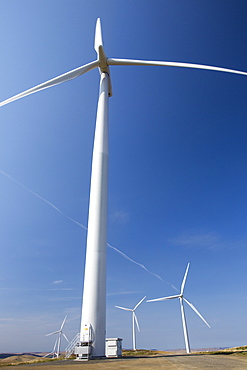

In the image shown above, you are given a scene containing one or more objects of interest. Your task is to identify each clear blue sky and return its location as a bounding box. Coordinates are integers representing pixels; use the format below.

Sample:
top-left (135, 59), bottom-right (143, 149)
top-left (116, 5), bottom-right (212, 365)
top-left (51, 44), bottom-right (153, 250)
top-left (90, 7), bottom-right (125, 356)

top-left (1, 0), bottom-right (247, 353)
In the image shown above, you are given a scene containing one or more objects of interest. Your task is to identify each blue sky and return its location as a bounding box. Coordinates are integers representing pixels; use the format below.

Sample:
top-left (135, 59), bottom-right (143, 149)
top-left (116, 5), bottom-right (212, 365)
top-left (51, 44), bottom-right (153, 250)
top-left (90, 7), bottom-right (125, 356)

top-left (1, 0), bottom-right (247, 353)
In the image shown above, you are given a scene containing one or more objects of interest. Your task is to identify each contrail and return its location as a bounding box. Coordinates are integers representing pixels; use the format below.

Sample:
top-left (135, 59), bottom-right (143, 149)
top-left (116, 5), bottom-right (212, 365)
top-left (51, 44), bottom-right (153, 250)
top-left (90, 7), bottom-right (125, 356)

top-left (0, 169), bottom-right (87, 230)
top-left (108, 242), bottom-right (165, 281)
top-left (107, 242), bottom-right (178, 291)
top-left (0, 169), bottom-right (178, 290)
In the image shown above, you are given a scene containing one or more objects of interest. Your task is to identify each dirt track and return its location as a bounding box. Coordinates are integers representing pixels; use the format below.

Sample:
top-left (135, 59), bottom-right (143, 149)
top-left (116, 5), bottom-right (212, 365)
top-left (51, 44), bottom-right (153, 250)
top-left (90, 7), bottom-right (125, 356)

top-left (1, 354), bottom-right (247, 369)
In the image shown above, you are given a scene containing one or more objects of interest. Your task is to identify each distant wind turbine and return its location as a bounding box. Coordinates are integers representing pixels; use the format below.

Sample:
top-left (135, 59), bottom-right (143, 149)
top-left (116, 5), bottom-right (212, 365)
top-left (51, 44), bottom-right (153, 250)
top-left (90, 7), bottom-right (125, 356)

top-left (1, 18), bottom-right (246, 357)
top-left (147, 263), bottom-right (210, 354)
top-left (43, 337), bottom-right (58, 359)
top-left (45, 316), bottom-right (69, 358)
top-left (115, 296), bottom-right (146, 351)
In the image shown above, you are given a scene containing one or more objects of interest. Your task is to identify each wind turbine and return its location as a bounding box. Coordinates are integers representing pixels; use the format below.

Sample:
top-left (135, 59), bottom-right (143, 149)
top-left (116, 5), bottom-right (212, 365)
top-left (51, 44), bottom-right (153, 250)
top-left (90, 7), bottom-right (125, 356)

top-left (115, 296), bottom-right (146, 351)
top-left (43, 338), bottom-right (58, 359)
top-left (45, 316), bottom-right (69, 358)
top-left (147, 263), bottom-right (210, 354)
top-left (1, 18), bottom-right (247, 357)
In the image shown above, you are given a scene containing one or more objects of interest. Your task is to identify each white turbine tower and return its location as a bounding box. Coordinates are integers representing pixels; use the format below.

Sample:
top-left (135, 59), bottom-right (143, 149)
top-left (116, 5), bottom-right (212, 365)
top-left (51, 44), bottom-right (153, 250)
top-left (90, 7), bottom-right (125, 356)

top-left (147, 263), bottom-right (210, 354)
top-left (1, 18), bottom-right (247, 357)
top-left (45, 316), bottom-right (69, 358)
top-left (115, 296), bottom-right (146, 351)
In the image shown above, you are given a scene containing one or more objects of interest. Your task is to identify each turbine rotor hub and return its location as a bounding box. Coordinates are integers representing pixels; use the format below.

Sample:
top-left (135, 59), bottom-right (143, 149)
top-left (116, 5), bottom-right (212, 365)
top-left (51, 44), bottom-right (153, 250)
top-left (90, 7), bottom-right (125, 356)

top-left (98, 45), bottom-right (110, 74)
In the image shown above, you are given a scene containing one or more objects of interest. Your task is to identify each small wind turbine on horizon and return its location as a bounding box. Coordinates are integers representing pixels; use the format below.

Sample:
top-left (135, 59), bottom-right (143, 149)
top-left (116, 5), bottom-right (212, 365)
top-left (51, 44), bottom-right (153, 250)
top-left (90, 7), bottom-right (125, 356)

top-left (115, 296), bottom-right (146, 351)
top-left (45, 316), bottom-right (69, 358)
top-left (147, 263), bottom-right (210, 354)
top-left (1, 18), bottom-right (247, 357)
top-left (43, 337), bottom-right (58, 359)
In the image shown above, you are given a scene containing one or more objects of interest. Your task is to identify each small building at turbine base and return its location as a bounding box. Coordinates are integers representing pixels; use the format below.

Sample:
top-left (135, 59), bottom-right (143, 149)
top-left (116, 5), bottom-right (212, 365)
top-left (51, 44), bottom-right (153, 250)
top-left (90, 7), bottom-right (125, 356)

top-left (105, 338), bottom-right (122, 358)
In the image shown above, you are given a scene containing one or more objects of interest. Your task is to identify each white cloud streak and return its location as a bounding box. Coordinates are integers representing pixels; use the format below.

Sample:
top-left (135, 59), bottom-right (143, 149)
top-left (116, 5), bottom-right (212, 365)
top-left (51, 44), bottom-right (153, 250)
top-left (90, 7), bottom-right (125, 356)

top-left (0, 169), bottom-right (87, 230)
top-left (107, 291), bottom-right (141, 296)
top-left (170, 231), bottom-right (222, 250)
top-left (107, 242), bottom-right (178, 291)
top-left (0, 169), bottom-right (177, 291)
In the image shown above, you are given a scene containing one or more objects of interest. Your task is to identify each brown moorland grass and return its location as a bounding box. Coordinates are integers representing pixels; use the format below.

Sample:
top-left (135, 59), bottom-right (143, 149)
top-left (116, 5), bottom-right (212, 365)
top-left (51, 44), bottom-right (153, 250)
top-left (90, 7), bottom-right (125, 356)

top-left (122, 349), bottom-right (169, 356)
top-left (0, 355), bottom-right (62, 367)
top-left (199, 345), bottom-right (247, 356)
top-left (0, 346), bottom-right (246, 367)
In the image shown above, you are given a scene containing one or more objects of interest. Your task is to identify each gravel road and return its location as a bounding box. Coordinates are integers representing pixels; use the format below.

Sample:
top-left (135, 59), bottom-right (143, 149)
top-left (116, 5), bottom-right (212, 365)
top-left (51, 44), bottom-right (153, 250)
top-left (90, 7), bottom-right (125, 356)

top-left (0, 353), bottom-right (246, 369)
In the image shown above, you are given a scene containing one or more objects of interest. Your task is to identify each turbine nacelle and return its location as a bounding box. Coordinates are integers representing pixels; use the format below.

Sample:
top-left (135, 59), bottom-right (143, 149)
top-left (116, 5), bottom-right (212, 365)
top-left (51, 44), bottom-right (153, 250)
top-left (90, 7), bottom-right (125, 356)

top-left (98, 45), bottom-right (109, 74)
top-left (94, 18), bottom-right (112, 96)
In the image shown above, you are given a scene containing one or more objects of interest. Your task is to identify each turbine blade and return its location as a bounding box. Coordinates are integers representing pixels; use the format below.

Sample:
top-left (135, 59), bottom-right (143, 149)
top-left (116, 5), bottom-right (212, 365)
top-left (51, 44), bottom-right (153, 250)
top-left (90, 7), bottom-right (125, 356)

top-left (115, 305), bottom-right (132, 311)
top-left (43, 352), bottom-right (53, 358)
top-left (147, 294), bottom-right (180, 302)
top-left (0, 60), bottom-right (99, 108)
top-left (181, 263), bottom-right (190, 295)
top-left (107, 58), bottom-right (247, 77)
top-left (134, 312), bottom-right (140, 332)
top-left (53, 338), bottom-right (58, 352)
top-left (183, 297), bottom-right (211, 328)
top-left (179, 298), bottom-right (190, 354)
top-left (45, 330), bottom-right (60, 336)
top-left (63, 333), bottom-right (69, 343)
top-left (133, 296), bottom-right (146, 311)
top-left (44, 337), bottom-right (58, 358)
top-left (60, 315), bottom-right (67, 330)
top-left (94, 18), bottom-right (103, 52)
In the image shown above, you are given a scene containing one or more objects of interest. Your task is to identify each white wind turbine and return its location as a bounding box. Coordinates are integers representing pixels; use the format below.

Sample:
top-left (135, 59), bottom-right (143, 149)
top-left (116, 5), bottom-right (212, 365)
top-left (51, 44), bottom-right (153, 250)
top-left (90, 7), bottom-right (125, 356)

top-left (45, 316), bottom-right (69, 358)
top-left (147, 263), bottom-right (210, 354)
top-left (1, 18), bottom-right (247, 357)
top-left (115, 296), bottom-right (146, 351)
top-left (43, 338), bottom-right (58, 359)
